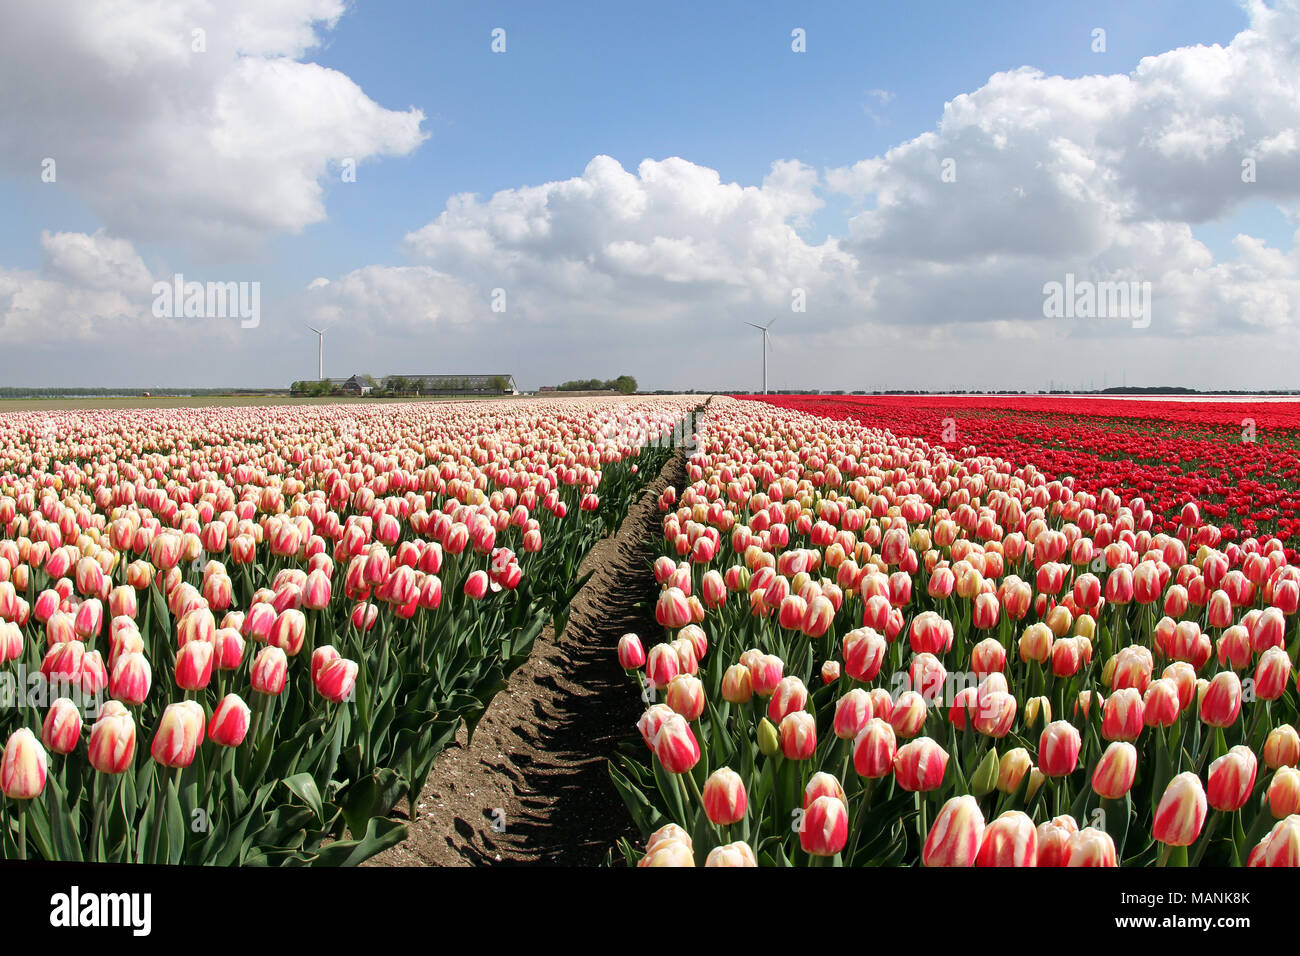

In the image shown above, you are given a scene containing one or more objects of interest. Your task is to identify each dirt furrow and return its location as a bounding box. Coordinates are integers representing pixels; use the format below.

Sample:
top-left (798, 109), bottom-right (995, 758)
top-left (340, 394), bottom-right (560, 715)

top-left (370, 450), bottom-right (684, 866)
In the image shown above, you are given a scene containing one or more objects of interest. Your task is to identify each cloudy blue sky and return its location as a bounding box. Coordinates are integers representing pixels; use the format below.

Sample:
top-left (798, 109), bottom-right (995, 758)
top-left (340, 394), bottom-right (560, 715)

top-left (1, 0), bottom-right (1297, 391)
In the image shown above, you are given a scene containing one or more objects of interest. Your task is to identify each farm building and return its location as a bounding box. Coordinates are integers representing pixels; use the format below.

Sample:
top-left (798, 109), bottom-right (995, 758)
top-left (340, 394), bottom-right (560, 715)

top-left (327, 375), bottom-right (373, 396)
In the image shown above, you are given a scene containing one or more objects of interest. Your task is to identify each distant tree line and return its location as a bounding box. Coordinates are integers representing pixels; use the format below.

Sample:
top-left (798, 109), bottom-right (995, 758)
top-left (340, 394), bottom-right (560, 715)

top-left (555, 375), bottom-right (637, 394)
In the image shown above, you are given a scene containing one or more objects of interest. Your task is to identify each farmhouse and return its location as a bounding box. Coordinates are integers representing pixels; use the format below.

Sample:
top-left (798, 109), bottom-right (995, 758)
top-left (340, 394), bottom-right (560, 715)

top-left (327, 375), bottom-right (373, 396)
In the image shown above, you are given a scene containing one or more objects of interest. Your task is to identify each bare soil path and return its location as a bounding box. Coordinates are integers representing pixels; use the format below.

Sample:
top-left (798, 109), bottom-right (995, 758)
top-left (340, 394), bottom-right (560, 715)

top-left (370, 450), bottom-right (684, 866)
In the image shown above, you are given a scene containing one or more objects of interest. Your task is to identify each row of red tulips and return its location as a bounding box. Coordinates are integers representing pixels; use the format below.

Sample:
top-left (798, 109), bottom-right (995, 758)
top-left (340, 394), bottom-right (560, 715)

top-left (758, 394), bottom-right (1300, 557)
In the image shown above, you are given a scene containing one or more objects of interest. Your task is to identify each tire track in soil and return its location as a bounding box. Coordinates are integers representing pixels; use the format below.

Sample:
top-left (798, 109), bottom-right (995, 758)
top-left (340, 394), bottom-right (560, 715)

top-left (369, 449), bottom-right (685, 866)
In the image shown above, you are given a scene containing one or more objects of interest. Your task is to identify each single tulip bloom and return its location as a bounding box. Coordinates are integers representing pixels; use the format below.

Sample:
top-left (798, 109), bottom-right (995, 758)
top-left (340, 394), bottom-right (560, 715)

top-left (976, 810), bottom-right (1037, 867)
top-left (109, 651), bottom-right (152, 706)
top-left (1199, 671), bottom-right (1242, 728)
top-left (853, 718), bottom-right (896, 778)
top-left (720, 663), bottom-right (753, 703)
top-left (151, 700), bottom-right (206, 768)
top-left (705, 842), bottom-right (757, 867)
top-left (1268, 767), bottom-right (1300, 818)
top-left (617, 633), bottom-right (645, 670)
top-left (702, 767), bottom-right (747, 826)
top-left (923, 795), bottom-right (985, 867)
top-left (1153, 772), bottom-right (1208, 846)
top-left (1091, 741), bottom-right (1137, 799)
top-left (894, 737), bottom-right (949, 792)
top-left (833, 689), bottom-right (873, 740)
top-left (250, 645), bottom-right (289, 695)
top-left (1038, 721), bottom-right (1082, 777)
top-left (800, 794), bottom-right (849, 857)
top-left (1036, 815), bottom-right (1079, 866)
top-left (1250, 816), bottom-right (1300, 867)
top-left (174, 640), bottom-right (214, 691)
top-left (315, 657), bottom-right (359, 704)
top-left (88, 706), bottom-right (136, 774)
top-left (1264, 724), bottom-right (1300, 770)
top-left (1, 728), bottom-right (48, 799)
top-left (997, 747), bottom-right (1033, 795)
top-left (208, 694), bottom-right (252, 747)
top-left (1207, 745), bottom-right (1257, 812)
top-left (1101, 688), bottom-right (1144, 743)
top-left (779, 711), bottom-right (817, 760)
top-left (655, 586), bottom-right (692, 629)
top-left (767, 675), bottom-right (808, 723)
top-left (42, 698), bottom-right (82, 755)
top-left (653, 714), bottom-right (700, 774)
top-left (1065, 827), bottom-right (1118, 867)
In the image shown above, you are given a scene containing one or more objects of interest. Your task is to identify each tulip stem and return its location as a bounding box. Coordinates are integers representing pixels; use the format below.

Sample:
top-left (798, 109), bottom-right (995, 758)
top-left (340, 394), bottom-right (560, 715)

top-left (16, 800), bottom-right (26, 861)
top-left (1190, 810), bottom-right (1221, 867)
top-left (915, 792), bottom-right (928, 854)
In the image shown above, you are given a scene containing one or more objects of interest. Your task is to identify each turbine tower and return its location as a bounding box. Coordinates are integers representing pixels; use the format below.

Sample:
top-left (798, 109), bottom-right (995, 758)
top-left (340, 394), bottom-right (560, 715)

top-left (308, 325), bottom-right (327, 380)
top-left (744, 320), bottom-right (776, 394)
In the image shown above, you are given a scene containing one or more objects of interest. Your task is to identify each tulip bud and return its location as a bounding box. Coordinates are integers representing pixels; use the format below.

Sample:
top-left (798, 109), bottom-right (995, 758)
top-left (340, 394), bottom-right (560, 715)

top-left (970, 746), bottom-right (1000, 796)
top-left (1249, 815), bottom-right (1300, 867)
top-left (889, 690), bottom-right (928, 739)
top-left (1101, 688), bottom-right (1144, 743)
top-left (757, 716), bottom-right (780, 756)
top-left (109, 651), bottom-right (151, 707)
top-left (767, 675), bottom-right (808, 724)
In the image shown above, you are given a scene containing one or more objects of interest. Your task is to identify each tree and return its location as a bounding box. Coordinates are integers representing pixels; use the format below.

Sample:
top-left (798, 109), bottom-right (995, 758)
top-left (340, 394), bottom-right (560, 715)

top-left (611, 375), bottom-right (637, 394)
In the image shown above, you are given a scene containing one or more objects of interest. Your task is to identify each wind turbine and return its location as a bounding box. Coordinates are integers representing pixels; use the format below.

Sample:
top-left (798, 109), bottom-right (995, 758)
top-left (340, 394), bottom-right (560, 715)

top-left (744, 320), bottom-right (777, 394)
top-left (307, 325), bottom-right (328, 380)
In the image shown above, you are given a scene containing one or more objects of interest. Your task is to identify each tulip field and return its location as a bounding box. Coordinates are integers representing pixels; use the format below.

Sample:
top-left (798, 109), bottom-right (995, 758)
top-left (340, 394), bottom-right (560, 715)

top-left (615, 395), bottom-right (1300, 867)
top-left (5, 391), bottom-right (1300, 870)
top-left (0, 397), bottom-right (695, 864)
